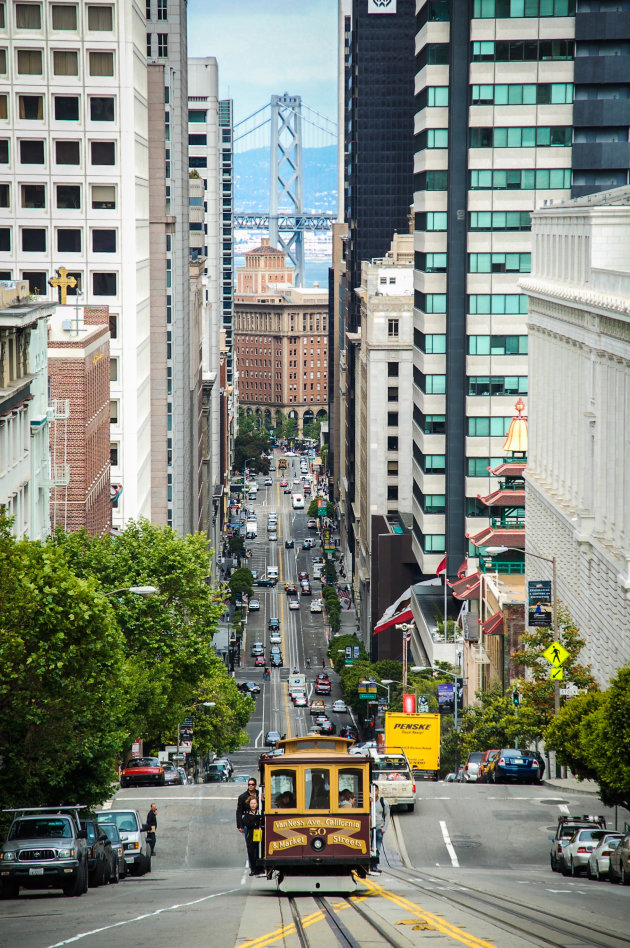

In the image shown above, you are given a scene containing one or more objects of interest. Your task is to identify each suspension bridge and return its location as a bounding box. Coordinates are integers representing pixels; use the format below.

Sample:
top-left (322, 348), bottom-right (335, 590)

top-left (233, 94), bottom-right (337, 285)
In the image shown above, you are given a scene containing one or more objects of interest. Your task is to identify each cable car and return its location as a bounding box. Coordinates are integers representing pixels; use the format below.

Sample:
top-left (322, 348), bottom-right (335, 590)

top-left (258, 735), bottom-right (372, 893)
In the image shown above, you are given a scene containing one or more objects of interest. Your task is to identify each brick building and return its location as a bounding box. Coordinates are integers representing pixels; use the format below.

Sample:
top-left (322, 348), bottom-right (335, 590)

top-left (234, 240), bottom-right (328, 433)
top-left (48, 304), bottom-right (111, 536)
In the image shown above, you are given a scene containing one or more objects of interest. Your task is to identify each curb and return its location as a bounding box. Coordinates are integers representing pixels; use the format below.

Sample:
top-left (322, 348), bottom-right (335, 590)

top-left (544, 778), bottom-right (600, 797)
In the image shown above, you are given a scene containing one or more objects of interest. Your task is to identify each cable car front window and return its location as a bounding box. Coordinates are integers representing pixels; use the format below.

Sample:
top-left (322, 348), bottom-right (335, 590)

top-left (305, 768), bottom-right (330, 809)
top-left (269, 769), bottom-right (296, 808)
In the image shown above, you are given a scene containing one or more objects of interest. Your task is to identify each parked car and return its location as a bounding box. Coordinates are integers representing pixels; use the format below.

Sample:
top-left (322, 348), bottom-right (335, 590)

top-left (609, 830), bottom-right (630, 885)
top-left (289, 598), bottom-right (299, 610)
top-left (587, 833), bottom-right (624, 880)
top-left (215, 757), bottom-right (234, 778)
top-left (549, 814), bottom-right (607, 872)
top-left (120, 756), bottom-right (165, 789)
top-left (478, 749), bottom-right (500, 783)
top-left (490, 749), bottom-right (542, 784)
top-left (561, 828), bottom-right (608, 876)
top-left (462, 751), bottom-right (483, 783)
top-left (98, 822), bottom-right (126, 881)
top-left (82, 815), bottom-right (117, 887)
top-left (161, 761), bottom-right (182, 786)
top-left (204, 764), bottom-right (229, 783)
top-left (331, 699), bottom-right (347, 713)
top-left (0, 806), bottom-right (90, 898)
top-left (177, 767), bottom-right (190, 786)
top-left (248, 598), bottom-right (261, 611)
top-left (95, 810), bottom-right (151, 877)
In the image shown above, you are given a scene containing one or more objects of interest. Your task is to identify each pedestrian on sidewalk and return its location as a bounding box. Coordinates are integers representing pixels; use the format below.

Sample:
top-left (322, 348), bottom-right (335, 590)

top-left (146, 803), bottom-right (158, 855)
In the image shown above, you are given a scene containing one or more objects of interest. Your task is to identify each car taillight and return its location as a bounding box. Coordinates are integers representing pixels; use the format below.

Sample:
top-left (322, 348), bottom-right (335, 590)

top-left (577, 846), bottom-right (589, 853)
top-left (603, 850), bottom-right (614, 856)
top-left (412, 784), bottom-right (416, 793)
top-left (531, 760), bottom-right (538, 767)
top-left (557, 844), bottom-right (563, 853)
top-left (464, 764), bottom-right (469, 771)
top-left (499, 757), bottom-right (506, 765)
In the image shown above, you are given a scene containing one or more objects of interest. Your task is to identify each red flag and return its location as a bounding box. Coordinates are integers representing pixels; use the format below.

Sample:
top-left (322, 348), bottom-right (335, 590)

top-left (436, 556), bottom-right (447, 576)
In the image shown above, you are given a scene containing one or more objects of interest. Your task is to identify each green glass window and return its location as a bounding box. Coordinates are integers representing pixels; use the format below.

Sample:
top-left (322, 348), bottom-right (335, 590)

top-left (427, 86), bottom-right (449, 107)
top-left (468, 295), bottom-right (528, 315)
top-left (467, 417), bottom-right (513, 437)
top-left (423, 494), bottom-right (445, 514)
top-left (424, 415), bottom-right (445, 434)
top-left (468, 335), bottom-right (528, 355)
top-left (425, 334), bottom-right (446, 353)
top-left (468, 253), bottom-right (531, 273)
top-left (420, 252), bottom-right (447, 272)
top-left (424, 534), bottom-right (446, 552)
top-left (425, 375), bottom-right (446, 394)
top-left (425, 294), bottom-right (447, 314)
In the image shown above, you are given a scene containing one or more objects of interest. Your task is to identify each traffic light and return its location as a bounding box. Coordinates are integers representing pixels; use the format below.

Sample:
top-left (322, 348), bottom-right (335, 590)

top-left (513, 689), bottom-right (520, 708)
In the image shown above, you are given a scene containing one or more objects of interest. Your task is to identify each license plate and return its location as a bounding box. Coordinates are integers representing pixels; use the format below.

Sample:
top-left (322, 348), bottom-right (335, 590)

top-left (513, 758), bottom-right (524, 765)
top-left (29, 868), bottom-right (44, 875)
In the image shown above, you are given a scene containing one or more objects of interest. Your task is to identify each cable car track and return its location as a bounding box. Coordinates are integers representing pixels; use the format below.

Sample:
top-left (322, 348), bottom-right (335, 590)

top-left (287, 894), bottom-right (406, 948)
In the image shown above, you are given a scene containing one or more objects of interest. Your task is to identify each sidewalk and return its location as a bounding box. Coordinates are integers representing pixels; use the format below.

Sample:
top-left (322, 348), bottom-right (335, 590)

top-left (544, 776), bottom-right (600, 796)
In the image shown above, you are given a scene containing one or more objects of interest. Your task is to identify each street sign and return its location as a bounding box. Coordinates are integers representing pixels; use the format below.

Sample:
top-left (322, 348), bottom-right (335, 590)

top-left (550, 666), bottom-right (564, 681)
top-left (560, 684), bottom-right (579, 697)
top-left (543, 641), bottom-right (570, 667)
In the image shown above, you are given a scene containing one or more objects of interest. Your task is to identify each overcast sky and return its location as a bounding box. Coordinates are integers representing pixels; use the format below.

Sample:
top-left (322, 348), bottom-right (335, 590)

top-left (187, 0), bottom-right (338, 127)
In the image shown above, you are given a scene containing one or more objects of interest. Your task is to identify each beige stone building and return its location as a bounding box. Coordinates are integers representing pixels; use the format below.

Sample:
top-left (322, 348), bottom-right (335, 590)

top-left (234, 240), bottom-right (328, 433)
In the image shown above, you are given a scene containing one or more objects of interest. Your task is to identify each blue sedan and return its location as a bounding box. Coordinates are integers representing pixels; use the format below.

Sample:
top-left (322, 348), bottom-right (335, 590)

top-left (491, 749), bottom-right (541, 784)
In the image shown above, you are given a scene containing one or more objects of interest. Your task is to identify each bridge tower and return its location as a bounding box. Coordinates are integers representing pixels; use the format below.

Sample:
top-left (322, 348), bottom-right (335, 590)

top-left (269, 93), bottom-right (304, 286)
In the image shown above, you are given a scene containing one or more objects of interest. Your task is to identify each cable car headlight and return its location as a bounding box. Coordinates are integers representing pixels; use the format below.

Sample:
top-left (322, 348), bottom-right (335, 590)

top-left (310, 836), bottom-right (326, 852)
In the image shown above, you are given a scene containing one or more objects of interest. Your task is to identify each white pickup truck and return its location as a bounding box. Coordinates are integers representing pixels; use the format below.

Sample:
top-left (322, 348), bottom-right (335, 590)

top-left (371, 749), bottom-right (416, 813)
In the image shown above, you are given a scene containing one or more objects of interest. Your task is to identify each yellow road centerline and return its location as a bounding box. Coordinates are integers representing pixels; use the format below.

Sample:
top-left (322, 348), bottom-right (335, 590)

top-left (356, 878), bottom-right (499, 948)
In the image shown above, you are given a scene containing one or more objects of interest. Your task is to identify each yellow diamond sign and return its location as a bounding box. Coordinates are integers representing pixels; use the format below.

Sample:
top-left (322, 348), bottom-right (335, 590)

top-left (543, 641), bottom-right (570, 667)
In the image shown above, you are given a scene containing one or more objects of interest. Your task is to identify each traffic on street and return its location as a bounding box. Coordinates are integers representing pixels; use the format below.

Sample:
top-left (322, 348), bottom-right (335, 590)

top-left (2, 450), bottom-right (629, 947)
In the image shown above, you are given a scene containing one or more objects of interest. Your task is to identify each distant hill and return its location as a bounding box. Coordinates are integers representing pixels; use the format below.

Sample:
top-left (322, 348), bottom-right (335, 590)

top-left (235, 144), bottom-right (337, 214)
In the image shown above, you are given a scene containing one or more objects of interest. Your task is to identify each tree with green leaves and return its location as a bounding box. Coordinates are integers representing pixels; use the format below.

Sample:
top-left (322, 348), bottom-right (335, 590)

top-left (182, 657), bottom-right (254, 759)
top-left (233, 430), bottom-right (270, 474)
top-left (0, 515), bottom-right (129, 810)
top-left (228, 567), bottom-right (254, 604)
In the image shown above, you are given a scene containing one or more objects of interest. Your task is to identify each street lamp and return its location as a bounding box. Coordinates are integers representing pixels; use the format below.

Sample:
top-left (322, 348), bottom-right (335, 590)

top-left (484, 545), bottom-right (558, 713)
top-left (104, 585), bottom-right (159, 598)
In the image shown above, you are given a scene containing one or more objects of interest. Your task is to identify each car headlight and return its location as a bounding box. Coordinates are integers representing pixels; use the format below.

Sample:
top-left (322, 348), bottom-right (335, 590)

top-left (0, 851), bottom-right (16, 861)
top-left (57, 848), bottom-right (76, 858)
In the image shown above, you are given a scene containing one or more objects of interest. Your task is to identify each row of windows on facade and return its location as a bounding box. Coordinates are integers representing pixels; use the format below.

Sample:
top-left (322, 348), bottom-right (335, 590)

top-left (0, 3), bottom-right (114, 32)
top-left (417, 334), bottom-right (529, 356)
top-left (415, 375), bottom-right (529, 396)
top-left (414, 490), bottom-right (524, 522)
top-left (0, 268), bottom-right (118, 296)
top-left (417, 126), bottom-right (574, 150)
top-left (414, 411), bottom-right (518, 438)
top-left (416, 210), bottom-right (532, 232)
top-left (418, 0), bottom-right (575, 25)
top-left (417, 39), bottom-right (575, 70)
top-left (0, 138), bottom-right (118, 165)
top-left (0, 225), bottom-right (117, 254)
top-left (416, 82), bottom-right (575, 110)
top-left (0, 48), bottom-right (119, 79)
top-left (414, 169), bottom-right (572, 197)
top-left (0, 93), bottom-right (118, 122)
top-left (414, 293), bottom-right (529, 316)
top-left (413, 450), bottom-right (517, 478)
top-left (416, 252), bottom-right (532, 274)
top-left (0, 181), bottom-right (115, 209)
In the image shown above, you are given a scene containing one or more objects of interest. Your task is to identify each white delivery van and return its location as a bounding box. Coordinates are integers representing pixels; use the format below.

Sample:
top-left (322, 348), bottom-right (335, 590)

top-left (312, 563), bottom-right (323, 581)
top-left (292, 494), bottom-right (304, 509)
top-left (267, 566), bottom-right (279, 581)
top-left (245, 520), bottom-right (257, 538)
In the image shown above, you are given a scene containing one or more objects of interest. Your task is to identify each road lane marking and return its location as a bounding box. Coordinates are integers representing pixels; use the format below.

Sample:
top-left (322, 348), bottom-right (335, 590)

top-left (45, 888), bottom-right (240, 946)
top-left (440, 820), bottom-right (460, 868)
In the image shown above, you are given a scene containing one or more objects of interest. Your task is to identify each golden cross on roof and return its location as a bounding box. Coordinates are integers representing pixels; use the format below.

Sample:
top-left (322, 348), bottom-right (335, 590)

top-left (49, 267), bottom-right (77, 305)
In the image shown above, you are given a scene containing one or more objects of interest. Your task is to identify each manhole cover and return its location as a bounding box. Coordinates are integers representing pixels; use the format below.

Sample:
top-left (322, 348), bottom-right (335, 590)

top-left (539, 799), bottom-right (570, 806)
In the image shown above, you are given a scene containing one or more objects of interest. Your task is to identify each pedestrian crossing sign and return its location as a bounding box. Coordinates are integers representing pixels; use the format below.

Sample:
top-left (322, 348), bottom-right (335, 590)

top-left (543, 641), bottom-right (570, 667)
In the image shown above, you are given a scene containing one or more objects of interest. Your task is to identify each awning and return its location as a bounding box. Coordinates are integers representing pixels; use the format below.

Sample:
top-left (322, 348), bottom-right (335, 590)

top-left (373, 587), bottom-right (413, 636)
top-left (481, 611), bottom-right (504, 635)
top-left (449, 572), bottom-right (481, 600)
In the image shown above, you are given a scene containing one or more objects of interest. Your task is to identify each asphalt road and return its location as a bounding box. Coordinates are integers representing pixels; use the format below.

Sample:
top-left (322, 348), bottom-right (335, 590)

top-left (3, 458), bottom-right (629, 947)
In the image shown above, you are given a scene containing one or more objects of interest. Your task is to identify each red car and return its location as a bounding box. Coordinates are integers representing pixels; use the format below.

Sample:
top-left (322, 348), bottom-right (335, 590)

top-left (280, 479), bottom-right (288, 487)
top-left (120, 756), bottom-right (165, 788)
top-left (315, 680), bottom-right (331, 695)
top-left (254, 655), bottom-right (266, 667)
top-left (298, 571), bottom-right (309, 581)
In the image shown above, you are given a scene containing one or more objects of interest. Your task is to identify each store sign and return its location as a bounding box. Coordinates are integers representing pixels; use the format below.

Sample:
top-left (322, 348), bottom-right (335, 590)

top-left (368, 0), bottom-right (396, 12)
top-left (438, 682), bottom-right (455, 714)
